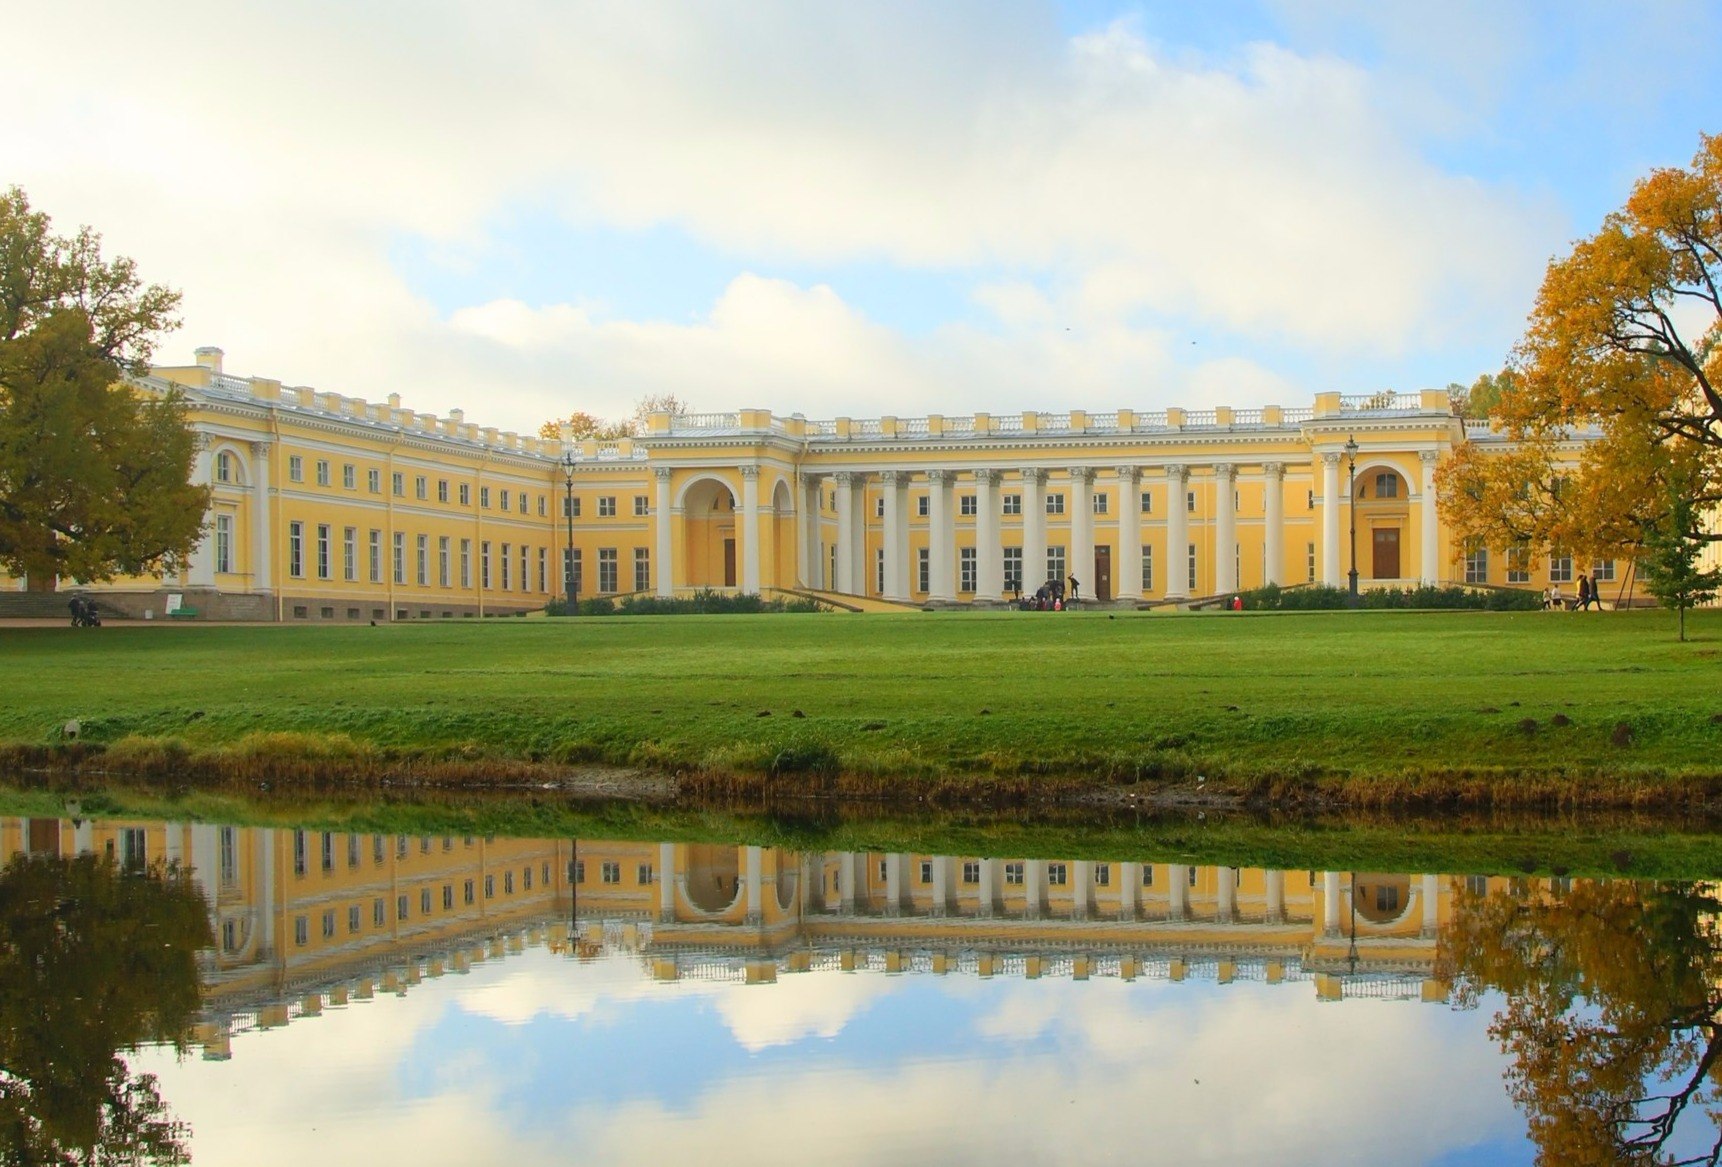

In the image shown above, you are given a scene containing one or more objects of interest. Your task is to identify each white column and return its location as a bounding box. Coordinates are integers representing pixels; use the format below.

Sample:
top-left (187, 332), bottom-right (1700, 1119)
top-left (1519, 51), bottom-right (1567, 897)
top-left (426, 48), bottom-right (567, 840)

top-left (72, 820), bottom-right (92, 855)
top-left (882, 471), bottom-right (910, 601)
top-left (744, 845), bottom-right (763, 924)
top-left (1265, 870), bottom-right (1286, 923)
top-left (1020, 469), bottom-right (1048, 589)
top-left (1168, 863), bottom-right (1190, 919)
top-left (1263, 462), bottom-right (1285, 586)
top-left (259, 828), bottom-right (276, 954)
top-left (1118, 862), bottom-right (1140, 920)
top-left (740, 467), bottom-right (761, 594)
top-left (1321, 453), bottom-right (1342, 586)
top-left (885, 853), bottom-right (905, 916)
top-left (974, 470), bottom-right (1003, 601)
top-left (1216, 865), bottom-right (1236, 922)
top-left (1069, 467), bottom-right (1094, 598)
top-left (833, 473), bottom-right (857, 594)
top-left (1421, 873), bottom-right (1440, 936)
top-left (800, 474), bottom-right (822, 589)
top-left (654, 468), bottom-right (674, 597)
top-left (187, 443), bottom-right (216, 587)
top-left (978, 857), bottom-right (998, 918)
top-left (164, 822), bottom-right (183, 867)
top-left (838, 850), bottom-right (857, 914)
top-left (1323, 871), bottom-right (1343, 937)
top-left (1420, 451), bottom-right (1440, 585)
top-left (251, 441), bottom-right (273, 594)
top-left (927, 470), bottom-right (956, 602)
top-left (1214, 463), bottom-right (1237, 595)
top-left (1072, 860), bottom-right (1092, 920)
top-left (1116, 467), bottom-right (1142, 601)
top-left (1025, 859), bottom-right (1045, 919)
top-left (931, 856), bottom-right (950, 917)
top-left (1164, 464), bottom-right (1188, 599)
top-left (659, 843), bottom-right (676, 921)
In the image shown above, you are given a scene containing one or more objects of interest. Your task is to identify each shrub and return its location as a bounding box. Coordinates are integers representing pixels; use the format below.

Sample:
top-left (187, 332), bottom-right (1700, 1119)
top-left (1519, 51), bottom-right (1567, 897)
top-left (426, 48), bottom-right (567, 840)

top-left (1235, 583), bottom-right (1541, 611)
top-left (548, 590), bottom-right (827, 616)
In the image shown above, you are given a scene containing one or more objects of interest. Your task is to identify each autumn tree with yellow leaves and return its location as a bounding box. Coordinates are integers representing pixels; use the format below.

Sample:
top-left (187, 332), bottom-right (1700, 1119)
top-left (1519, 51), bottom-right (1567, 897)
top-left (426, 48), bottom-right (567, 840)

top-left (1438, 133), bottom-right (1722, 583)
top-left (538, 393), bottom-right (691, 442)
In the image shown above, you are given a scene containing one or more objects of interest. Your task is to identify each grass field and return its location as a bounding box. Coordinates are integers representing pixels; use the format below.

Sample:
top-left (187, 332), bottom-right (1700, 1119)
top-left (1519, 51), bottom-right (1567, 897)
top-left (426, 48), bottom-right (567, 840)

top-left (0, 607), bottom-right (1719, 800)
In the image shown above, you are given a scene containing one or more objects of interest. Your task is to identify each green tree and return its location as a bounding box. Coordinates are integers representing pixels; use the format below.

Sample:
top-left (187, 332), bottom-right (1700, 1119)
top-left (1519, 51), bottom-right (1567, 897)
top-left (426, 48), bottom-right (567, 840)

top-left (1449, 369), bottom-right (1516, 420)
top-left (0, 850), bottom-right (212, 1165)
top-left (0, 188), bottom-right (206, 584)
top-left (1638, 460), bottom-right (1722, 640)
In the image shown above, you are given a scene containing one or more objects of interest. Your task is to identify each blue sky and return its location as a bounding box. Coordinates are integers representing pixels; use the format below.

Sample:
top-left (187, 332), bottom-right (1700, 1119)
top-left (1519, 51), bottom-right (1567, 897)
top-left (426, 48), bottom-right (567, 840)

top-left (7, 2), bottom-right (1720, 432)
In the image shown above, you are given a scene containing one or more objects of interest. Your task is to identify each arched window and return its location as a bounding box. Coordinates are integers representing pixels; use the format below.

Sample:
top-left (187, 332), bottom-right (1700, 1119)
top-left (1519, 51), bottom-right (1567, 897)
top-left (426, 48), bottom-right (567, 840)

top-left (216, 451), bottom-right (233, 483)
top-left (1373, 471), bottom-right (1399, 498)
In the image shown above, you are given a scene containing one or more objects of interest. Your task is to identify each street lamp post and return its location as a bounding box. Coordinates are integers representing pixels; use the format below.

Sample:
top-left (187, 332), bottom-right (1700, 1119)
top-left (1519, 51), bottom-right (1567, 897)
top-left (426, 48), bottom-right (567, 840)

top-left (560, 446), bottom-right (578, 614)
top-left (1344, 434), bottom-right (1360, 606)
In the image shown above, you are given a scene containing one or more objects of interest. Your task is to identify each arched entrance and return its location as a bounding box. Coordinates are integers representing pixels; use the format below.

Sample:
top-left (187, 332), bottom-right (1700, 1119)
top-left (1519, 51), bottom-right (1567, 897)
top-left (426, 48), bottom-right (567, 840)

top-left (683, 845), bottom-right (742, 914)
top-left (1356, 464), bottom-right (1410, 581)
top-left (771, 479), bottom-right (796, 590)
top-left (679, 477), bottom-right (738, 589)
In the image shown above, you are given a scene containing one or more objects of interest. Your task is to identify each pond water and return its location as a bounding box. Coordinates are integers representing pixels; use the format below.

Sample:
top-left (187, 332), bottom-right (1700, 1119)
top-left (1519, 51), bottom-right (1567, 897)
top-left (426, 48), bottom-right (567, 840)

top-left (2, 814), bottom-right (1719, 1166)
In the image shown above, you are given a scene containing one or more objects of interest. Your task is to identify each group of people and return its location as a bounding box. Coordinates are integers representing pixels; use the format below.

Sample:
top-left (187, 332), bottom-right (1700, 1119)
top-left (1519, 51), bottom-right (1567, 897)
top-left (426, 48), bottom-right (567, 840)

top-left (1544, 574), bottom-right (1602, 611)
top-left (66, 595), bottom-right (101, 627)
top-left (1013, 575), bottom-right (1081, 611)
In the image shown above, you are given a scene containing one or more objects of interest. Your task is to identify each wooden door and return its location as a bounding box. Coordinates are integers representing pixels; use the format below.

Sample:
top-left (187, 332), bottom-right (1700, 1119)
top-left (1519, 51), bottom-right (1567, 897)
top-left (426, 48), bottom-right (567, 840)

top-left (723, 539), bottom-right (737, 588)
top-left (1094, 546), bottom-right (1113, 602)
top-left (1372, 528), bottom-right (1401, 580)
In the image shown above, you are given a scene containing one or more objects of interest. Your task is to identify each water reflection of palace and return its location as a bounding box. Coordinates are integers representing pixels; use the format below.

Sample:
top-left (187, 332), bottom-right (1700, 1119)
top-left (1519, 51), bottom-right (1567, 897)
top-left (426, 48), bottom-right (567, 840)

top-left (5, 819), bottom-right (1578, 1054)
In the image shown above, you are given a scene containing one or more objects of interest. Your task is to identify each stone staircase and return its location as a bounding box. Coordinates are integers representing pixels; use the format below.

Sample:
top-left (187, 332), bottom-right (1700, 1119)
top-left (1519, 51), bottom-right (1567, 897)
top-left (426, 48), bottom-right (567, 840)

top-left (0, 591), bottom-right (126, 620)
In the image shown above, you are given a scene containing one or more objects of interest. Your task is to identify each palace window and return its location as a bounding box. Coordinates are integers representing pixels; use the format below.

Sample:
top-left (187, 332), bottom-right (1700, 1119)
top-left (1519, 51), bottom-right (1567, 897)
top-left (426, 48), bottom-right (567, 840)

top-left (294, 916), bottom-right (308, 947)
top-left (634, 495), bottom-right (649, 516)
top-left (288, 455), bottom-right (303, 483)
top-left (415, 475), bottom-right (427, 500)
top-left (565, 548), bottom-right (582, 595)
top-left (1141, 491), bottom-right (1153, 514)
top-left (1374, 472), bottom-right (1399, 499)
top-left (876, 497), bottom-right (885, 518)
top-left (962, 861), bottom-right (980, 884)
top-left (1002, 493), bottom-right (1021, 515)
top-left (459, 483), bottom-right (470, 506)
top-left (1003, 547), bottom-right (1023, 593)
top-left (461, 539), bottom-right (473, 589)
top-left (504, 872), bottom-right (514, 895)
top-left (598, 548), bottom-right (618, 593)
top-left (342, 527), bottom-right (356, 581)
top-left (537, 494), bottom-right (547, 517)
top-left (636, 864), bottom-right (651, 885)
top-left (292, 830), bottom-right (306, 875)
top-left (500, 489), bottom-right (510, 511)
top-left (1047, 863), bottom-right (1067, 886)
top-left (1549, 551), bottom-right (1573, 584)
top-left (1143, 866), bottom-right (1154, 886)
top-left (337, 463), bottom-right (351, 490)
top-left (216, 451), bottom-right (233, 483)
top-left (1307, 542), bottom-right (1317, 583)
top-left (1593, 559), bottom-right (1616, 582)
top-left (416, 535), bottom-right (428, 586)
top-left (917, 495), bottom-right (929, 517)
top-left (1307, 489), bottom-right (1315, 509)
top-left (959, 547), bottom-right (976, 592)
top-left (598, 496), bottom-right (617, 517)
top-left (1095, 864), bottom-right (1110, 887)
top-left (373, 899), bottom-right (385, 927)
top-left (393, 533), bottom-right (405, 585)
top-left (1045, 493), bottom-right (1065, 515)
top-left (369, 530), bottom-right (382, 583)
top-left (480, 487), bottom-right (491, 509)
top-left (960, 494), bottom-right (977, 517)
top-left (1186, 491), bottom-right (1197, 513)
top-left (1464, 545), bottom-right (1488, 584)
top-left (392, 472), bottom-right (404, 497)
top-left (437, 479), bottom-right (449, 503)
top-left (368, 468), bottom-right (381, 494)
top-left (538, 547), bottom-right (547, 592)
top-left (215, 514), bottom-right (232, 574)
top-left (917, 547), bottom-right (930, 593)
top-left (634, 547), bottom-right (650, 593)
top-left (602, 862), bottom-right (621, 884)
top-left (1507, 546), bottom-right (1530, 584)
top-left (316, 460), bottom-right (330, 487)
top-left (1003, 862), bottom-right (1025, 885)
top-left (348, 904), bottom-right (361, 933)
top-left (500, 543), bottom-right (511, 591)
top-left (519, 545), bottom-right (528, 592)
top-left (1093, 493), bottom-right (1108, 514)
top-left (316, 524), bottom-right (331, 580)
top-left (1142, 545), bottom-right (1154, 592)
top-left (876, 548), bottom-right (885, 594)
top-left (438, 537), bottom-right (450, 587)
top-left (1047, 545), bottom-right (1065, 584)
top-left (397, 895), bottom-right (409, 921)
top-left (1187, 543), bottom-right (1197, 592)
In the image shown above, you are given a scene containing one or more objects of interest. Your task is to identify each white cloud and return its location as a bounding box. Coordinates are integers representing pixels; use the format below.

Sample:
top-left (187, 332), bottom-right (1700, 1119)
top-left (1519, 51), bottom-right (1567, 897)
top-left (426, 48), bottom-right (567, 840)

top-left (2, 2), bottom-right (1561, 430)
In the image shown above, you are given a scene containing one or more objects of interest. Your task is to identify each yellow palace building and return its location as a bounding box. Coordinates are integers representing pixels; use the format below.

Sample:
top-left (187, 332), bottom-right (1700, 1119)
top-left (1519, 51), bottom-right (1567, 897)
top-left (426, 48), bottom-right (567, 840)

top-left (5, 347), bottom-right (1614, 618)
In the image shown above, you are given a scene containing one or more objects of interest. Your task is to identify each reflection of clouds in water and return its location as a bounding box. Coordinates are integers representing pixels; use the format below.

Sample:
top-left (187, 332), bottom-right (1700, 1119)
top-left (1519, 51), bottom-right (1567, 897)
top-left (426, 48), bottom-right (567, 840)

top-left (133, 951), bottom-right (1520, 1166)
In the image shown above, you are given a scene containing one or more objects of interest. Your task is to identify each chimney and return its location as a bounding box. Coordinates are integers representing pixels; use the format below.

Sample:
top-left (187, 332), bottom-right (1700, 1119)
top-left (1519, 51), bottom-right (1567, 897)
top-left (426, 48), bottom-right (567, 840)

top-left (194, 346), bottom-right (224, 374)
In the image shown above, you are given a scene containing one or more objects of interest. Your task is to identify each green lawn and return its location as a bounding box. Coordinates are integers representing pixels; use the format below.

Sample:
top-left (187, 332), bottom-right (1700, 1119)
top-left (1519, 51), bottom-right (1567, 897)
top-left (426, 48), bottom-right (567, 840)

top-left (0, 608), bottom-right (1719, 791)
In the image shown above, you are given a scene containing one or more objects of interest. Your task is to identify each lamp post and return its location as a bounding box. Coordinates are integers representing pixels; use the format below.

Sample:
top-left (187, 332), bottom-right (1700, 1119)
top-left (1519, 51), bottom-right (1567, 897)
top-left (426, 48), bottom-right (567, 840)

top-left (1344, 434), bottom-right (1360, 606)
top-left (560, 445), bottom-right (578, 614)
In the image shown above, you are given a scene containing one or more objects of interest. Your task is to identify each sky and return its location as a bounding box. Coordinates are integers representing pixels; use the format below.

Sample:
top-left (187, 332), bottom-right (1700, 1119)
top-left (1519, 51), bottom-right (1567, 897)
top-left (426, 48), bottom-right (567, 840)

top-left (6, 2), bottom-right (1720, 435)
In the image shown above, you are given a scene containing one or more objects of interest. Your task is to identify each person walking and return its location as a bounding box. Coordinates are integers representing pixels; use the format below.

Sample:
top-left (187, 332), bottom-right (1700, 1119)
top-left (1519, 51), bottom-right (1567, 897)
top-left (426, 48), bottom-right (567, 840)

top-left (1068, 574), bottom-right (1080, 603)
top-left (1576, 573), bottom-right (1593, 611)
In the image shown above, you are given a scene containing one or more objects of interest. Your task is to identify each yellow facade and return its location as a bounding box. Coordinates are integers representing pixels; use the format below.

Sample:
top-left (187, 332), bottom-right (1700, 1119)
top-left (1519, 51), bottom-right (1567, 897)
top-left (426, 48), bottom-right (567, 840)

top-left (2, 348), bottom-right (1619, 617)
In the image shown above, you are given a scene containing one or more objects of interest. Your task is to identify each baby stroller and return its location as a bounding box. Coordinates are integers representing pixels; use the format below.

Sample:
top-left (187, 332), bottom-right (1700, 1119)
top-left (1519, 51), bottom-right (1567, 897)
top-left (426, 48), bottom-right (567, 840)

top-left (68, 596), bottom-right (101, 627)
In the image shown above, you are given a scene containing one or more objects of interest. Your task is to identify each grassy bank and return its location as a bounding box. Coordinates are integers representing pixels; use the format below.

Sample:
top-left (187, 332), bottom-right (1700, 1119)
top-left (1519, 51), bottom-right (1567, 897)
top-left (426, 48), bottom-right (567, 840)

top-left (0, 608), bottom-right (1719, 805)
top-left (3, 780), bottom-right (1719, 879)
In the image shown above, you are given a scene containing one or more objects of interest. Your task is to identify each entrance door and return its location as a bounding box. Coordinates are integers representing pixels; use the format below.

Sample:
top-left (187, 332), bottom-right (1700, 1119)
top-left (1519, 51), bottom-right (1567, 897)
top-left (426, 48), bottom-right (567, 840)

top-left (723, 539), bottom-right (737, 588)
top-left (1372, 528), bottom-right (1401, 580)
top-left (1094, 546), bottom-right (1113, 602)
